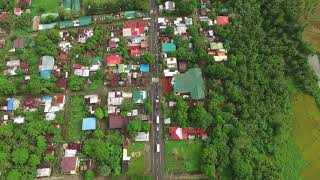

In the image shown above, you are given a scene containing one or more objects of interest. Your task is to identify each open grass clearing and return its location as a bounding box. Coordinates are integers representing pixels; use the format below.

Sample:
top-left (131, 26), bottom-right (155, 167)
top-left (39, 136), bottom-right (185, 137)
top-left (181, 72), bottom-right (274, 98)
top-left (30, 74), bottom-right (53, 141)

top-left (292, 93), bottom-right (320, 180)
top-left (165, 140), bottom-right (202, 174)
top-left (31, 0), bottom-right (61, 16)
top-left (127, 142), bottom-right (145, 176)
top-left (66, 95), bottom-right (86, 141)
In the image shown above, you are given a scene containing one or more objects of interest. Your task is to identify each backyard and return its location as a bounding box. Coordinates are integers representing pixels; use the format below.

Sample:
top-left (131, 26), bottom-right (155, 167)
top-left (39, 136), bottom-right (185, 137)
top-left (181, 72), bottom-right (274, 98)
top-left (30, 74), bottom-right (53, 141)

top-left (165, 140), bottom-right (203, 174)
top-left (292, 93), bottom-right (320, 180)
top-left (31, 0), bottom-right (61, 15)
top-left (127, 142), bottom-right (146, 176)
top-left (66, 95), bottom-right (86, 141)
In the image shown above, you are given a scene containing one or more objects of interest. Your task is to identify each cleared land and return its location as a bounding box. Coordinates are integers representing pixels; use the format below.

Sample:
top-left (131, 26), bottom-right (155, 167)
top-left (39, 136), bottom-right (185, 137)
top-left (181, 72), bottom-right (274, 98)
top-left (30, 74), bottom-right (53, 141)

top-left (66, 95), bottom-right (86, 141)
top-left (127, 142), bottom-right (145, 176)
top-left (165, 140), bottom-right (202, 174)
top-left (31, 0), bottom-right (60, 15)
top-left (292, 93), bottom-right (320, 180)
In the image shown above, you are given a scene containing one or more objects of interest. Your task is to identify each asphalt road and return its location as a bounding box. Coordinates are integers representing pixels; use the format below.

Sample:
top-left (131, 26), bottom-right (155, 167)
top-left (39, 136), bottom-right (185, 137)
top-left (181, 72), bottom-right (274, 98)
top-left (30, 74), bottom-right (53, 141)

top-left (149, 0), bottom-right (163, 179)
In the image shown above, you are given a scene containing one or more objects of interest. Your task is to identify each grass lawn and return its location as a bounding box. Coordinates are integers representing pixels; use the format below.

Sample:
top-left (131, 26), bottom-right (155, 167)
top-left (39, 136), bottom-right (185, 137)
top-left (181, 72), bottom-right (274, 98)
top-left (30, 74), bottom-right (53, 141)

top-left (127, 142), bottom-right (145, 176)
top-left (67, 95), bottom-right (86, 141)
top-left (165, 140), bottom-right (202, 174)
top-left (292, 93), bottom-right (320, 180)
top-left (31, 0), bottom-right (61, 15)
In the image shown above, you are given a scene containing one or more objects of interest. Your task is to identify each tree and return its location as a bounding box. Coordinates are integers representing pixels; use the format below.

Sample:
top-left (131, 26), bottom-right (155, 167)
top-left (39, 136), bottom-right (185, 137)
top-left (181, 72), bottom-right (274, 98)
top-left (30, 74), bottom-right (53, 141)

top-left (120, 101), bottom-right (134, 117)
top-left (171, 97), bottom-right (188, 127)
top-left (98, 165), bottom-right (111, 176)
top-left (176, 0), bottom-right (197, 16)
top-left (141, 122), bottom-right (150, 132)
top-left (69, 76), bottom-right (84, 91)
top-left (95, 108), bottom-right (105, 120)
top-left (7, 169), bottom-right (21, 180)
top-left (28, 155), bottom-right (40, 167)
top-left (201, 145), bottom-right (217, 177)
top-left (127, 118), bottom-right (143, 137)
top-left (164, 25), bottom-right (174, 38)
top-left (84, 170), bottom-right (95, 180)
top-left (0, 76), bottom-right (16, 95)
top-left (189, 105), bottom-right (212, 128)
top-left (28, 77), bottom-right (42, 95)
top-left (144, 98), bottom-right (152, 114)
top-left (12, 148), bottom-right (29, 165)
top-left (142, 52), bottom-right (156, 64)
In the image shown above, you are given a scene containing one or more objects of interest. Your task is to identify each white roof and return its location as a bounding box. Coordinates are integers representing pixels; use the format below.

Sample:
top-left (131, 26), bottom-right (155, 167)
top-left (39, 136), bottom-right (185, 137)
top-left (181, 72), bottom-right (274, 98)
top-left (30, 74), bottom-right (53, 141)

top-left (108, 97), bottom-right (124, 106)
top-left (13, 116), bottom-right (25, 124)
top-left (135, 132), bottom-right (149, 142)
top-left (108, 106), bottom-right (117, 114)
top-left (108, 91), bottom-right (116, 98)
top-left (90, 64), bottom-right (100, 71)
top-left (65, 149), bottom-right (77, 157)
top-left (163, 69), bottom-right (179, 77)
top-left (3, 115), bottom-right (9, 120)
top-left (214, 55), bottom-right (228, 62)
top-left (158, 17), bottom-right (166, 24)
top-left (123, 28), bottom-right (132, 37)
top-left (36, 168), bottom-right (51, 177)
top-left (6, 60), bottom-right (20, 67)
top-left (164, 118), bottom-right (171, 124)
top-left (41, 56), bottom-right (54, 71)
top-left (122, 92), bottom-right (133, 98)
top-left (45, 112), bottom-right (56, 121)
top-left (84, 95), bottom-right (100, 104)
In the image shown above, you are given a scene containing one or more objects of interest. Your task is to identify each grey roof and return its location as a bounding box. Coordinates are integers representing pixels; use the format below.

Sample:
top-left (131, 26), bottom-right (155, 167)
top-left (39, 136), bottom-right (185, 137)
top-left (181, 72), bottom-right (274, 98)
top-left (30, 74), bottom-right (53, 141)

top-left (41, 56), bottom-right (55, 71)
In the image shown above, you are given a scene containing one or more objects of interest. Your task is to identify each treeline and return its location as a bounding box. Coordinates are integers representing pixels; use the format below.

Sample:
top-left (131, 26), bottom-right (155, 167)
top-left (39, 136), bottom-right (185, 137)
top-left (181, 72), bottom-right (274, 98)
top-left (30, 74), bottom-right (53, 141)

top-left (200, 0), bottom-right (319, 179)
top-left (83, 0), bottom-right (150, 15)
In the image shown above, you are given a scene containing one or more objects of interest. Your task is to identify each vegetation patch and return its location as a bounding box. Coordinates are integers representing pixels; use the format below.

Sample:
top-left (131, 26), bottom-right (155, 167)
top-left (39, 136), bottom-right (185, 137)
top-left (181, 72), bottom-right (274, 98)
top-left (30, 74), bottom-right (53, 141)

top-left (292, 93), bottom-right (320, 179)
top-left (66, 95), bottom-right (86, 141)
top-left (31, 0), bottom-right (60, 15)
top-left (165, 140), bottom-right (202, 174)
top-left (127, 142), bottom-right (145, 176)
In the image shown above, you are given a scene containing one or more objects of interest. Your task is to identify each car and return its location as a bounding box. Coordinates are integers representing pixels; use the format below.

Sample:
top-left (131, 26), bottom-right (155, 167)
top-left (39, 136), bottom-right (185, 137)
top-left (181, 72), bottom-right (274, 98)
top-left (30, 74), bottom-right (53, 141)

top-left (156, 126), bottom-right (159, 131)
top-left (156, 115), bottom-right (159, 124)
top-left (156, 144), bottom-right (160, 152)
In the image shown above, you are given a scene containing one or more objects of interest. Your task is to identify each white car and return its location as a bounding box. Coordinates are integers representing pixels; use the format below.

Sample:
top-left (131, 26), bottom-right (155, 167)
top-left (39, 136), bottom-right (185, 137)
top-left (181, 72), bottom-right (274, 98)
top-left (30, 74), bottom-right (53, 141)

top-left (156, 126), bottom-right (159, 131)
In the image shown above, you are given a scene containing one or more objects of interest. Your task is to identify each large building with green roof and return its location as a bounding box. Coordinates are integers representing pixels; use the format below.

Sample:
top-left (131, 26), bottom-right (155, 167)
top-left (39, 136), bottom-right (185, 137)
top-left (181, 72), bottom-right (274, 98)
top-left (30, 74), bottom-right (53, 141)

top-left (173, 68), bottom-right (205, 99)
top-left (161, 43), bottom-right (176, 53)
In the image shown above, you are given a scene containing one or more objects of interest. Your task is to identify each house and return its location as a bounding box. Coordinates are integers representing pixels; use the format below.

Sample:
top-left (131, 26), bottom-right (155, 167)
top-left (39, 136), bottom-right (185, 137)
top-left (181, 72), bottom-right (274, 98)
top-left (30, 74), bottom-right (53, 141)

top-left (162, 77), bottom-right (172, 95)
top-left (135, 132), bottom-right (149, 141)
top-left (14, 8), bottom-right (23, 16)
top-left (106, 55), bottom-right (122, 66)
top-left (163, 69), bottom-right (179, 77)
top-left (24, 97), bottom-right (40, 110)
top-left (6, 98), bottom-right (20, 111)
top-left (43, 95), bottom-right (65, 113)
top-left (215, 16), bottom-right (229, 25)
top-left (56, 77), bottom-right (67, 90)
top-left (165, 57), bottom-right (177, 69)
top-left (140, 64), bottom-right (150, 73)
top-left (210, 42), bottom-right (224, 50)
top-left (109, 115), bottom-right (127, 129)
top-left (74, 68), bottom-right (90, 77)
top-left (40, 56), bottom-right (55, 79)
top-left (82, 117), bottom-right (97, 131)
top-left (164, 1), bottom-right (175, 11)
top-left (90, 56), bottom-right (101, 71)
top-left (17, 0), bottom-right (32, 7)
top-left (214, 55), bottom-right (228, 62)
top-left (172, 68), bottom-right (205, 99)
top-left (132, 90), bottom-right (147, 104)
top-left (162, 43), bottom-right (176, 53)
top-left (60, 156), bottom-right (79, 174)
top-left (123, 20), bottom-right (145, 37)
top-left (36, 162), bottom-right (51, 178)
top-left (130, 48), bottom-right (142, 57)
top-left (13, 116), bottom-right (25, 124)
top-left (168, 127), bottom-right (208, 140)
top-left (13, 37), bottom-right (25, 49)
top-left (78, 28), bottom-right (93, 43)
top-left (84, 95), bottom-right (100, 104)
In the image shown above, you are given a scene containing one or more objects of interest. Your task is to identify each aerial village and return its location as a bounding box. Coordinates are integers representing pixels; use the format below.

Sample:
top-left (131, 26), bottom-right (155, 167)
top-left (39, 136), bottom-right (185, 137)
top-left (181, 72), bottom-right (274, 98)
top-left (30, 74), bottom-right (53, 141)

top-left (0, 0), bottom-right (232, 179)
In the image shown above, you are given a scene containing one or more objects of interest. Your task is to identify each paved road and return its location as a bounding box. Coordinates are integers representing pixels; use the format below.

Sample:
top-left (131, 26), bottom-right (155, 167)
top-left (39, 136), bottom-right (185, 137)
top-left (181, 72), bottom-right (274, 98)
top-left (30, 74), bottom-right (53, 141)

top-left (149, 0), bottom-right (163, 179)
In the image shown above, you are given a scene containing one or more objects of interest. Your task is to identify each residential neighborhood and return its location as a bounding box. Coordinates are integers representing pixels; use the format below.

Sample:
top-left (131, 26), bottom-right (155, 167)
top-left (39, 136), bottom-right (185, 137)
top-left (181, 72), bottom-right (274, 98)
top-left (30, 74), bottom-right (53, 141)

top-left (0, 0), bottom-right (320, 180)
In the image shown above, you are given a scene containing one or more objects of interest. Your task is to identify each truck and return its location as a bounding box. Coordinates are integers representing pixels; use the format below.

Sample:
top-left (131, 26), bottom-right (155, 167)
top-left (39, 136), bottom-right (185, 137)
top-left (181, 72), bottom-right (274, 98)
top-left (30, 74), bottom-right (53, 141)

top-left (156, 144), bottom-right (160, 152)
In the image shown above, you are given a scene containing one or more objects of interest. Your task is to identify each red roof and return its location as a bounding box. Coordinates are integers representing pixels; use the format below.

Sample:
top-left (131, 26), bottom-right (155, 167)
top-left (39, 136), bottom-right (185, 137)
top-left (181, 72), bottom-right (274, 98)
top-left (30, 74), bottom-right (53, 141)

top-left (108, 40), bottom-right (117, 48)
top-left (160, 37), bottom-right (170, 43)
top-left (56, 77), bottom-right (67, 89)
top-left (20, 61), bottom-right (30, 71)
top-left (53, 95), bottom-right (65, 104)
top-left (106, 55), bottom-right (122, 66)
top-left (123, 20), bottom-right (145, 36)
top-left (61, 157), bottom-right (77, 173)
top-left (201, 0), bottom-right (209, 3)
top-left (216, 16), bottom-right (229, 25)
top-left (73, 64), bottom-right (83, 69)
top-left (14, 8), bottom-right (22, 13)
top-left (109, 115), bottom-right (127, 129)
top-left (127, 44), bottom-right (141, 50)
top-left (168, 127), bottom-right (208, 140)
top-left (24, 97), bottom-right (40, 108)
top-left (216, 51), bottom-right (226, 56)
top-left (67, 143), bottom-right (81, 151)
top-left (57, 52), bottom-right (68, 62)
top-left (130, 49), bottom-right (142, 57)
top-left (162, 77), bottom-right (172, 95)
top-left (0, 14), bottom-right (8, 21)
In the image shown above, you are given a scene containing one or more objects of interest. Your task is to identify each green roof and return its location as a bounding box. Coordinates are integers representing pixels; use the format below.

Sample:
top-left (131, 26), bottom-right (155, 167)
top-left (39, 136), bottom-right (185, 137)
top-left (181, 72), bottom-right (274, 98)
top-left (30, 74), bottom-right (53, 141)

top-left (73, 0), bottom-right (80, 13)
top-left (132, 90), bottom-right (146, 103)
top-left (64, 0), bottom-right (71, 10)
top-left (118, 64), bottom-right (125, 73)
top-left (79, 16), bottom-right (92, 26)
top-left (210, 42), bottom-right (224, 50)
top-left (162, 43), bottom-right (176, 52)
top-left (173, 68), bottom-right (205, 99)
top-left (59, 20), bottom-right (73, 28)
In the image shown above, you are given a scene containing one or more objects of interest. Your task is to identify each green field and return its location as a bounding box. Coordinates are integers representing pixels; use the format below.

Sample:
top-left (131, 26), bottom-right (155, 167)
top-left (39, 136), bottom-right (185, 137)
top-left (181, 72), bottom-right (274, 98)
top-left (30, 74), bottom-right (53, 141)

top-left (31, 0), bottom-right (60, 15)
top-left (165, 140), bottom-right (202, 174)
top-left (66, 95), bottom-right (86, 141)
top-left (127, 142), bottom-right (145, 176)
top-left (292, 93), bottom-right (320, 180)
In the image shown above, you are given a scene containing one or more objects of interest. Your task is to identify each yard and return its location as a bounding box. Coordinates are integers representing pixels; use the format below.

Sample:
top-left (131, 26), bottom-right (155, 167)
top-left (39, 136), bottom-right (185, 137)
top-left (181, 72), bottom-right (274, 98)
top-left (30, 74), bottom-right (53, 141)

top-left (292, 93), bottom-right (320, 180)
top-left (31, 0), bottom-right (61, 15)
top-left (164, 140), bottom-right (203, 174)
top-left (66, 95), bottom-right (86, 141)
top-left (127, 142), bottom-right (146, 176)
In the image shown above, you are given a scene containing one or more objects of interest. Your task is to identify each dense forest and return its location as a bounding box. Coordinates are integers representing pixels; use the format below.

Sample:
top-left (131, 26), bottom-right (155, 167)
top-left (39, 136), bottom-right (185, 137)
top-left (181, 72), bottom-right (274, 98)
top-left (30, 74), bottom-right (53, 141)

top-left (201, 0), bottom-right (320, 179)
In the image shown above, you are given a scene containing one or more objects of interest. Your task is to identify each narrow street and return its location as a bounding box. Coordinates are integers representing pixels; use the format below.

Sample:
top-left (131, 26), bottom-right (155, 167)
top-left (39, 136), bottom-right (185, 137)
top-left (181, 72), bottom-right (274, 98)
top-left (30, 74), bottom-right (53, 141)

top-left (149, 0), bottom-right (164, 179)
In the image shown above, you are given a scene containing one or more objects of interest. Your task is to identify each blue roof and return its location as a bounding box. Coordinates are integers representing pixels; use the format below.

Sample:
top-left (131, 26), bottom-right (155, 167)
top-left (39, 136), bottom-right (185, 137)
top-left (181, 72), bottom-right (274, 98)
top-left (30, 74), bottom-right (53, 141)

top-left (42, 96), bottom-right (52, 101)
top-left (140, 64), bottom-right (150, 73)
top-left (7, 99), bottom-right (14, 111)
top-left (82, 117), bottom-right (96, 130)
top-left (40, 70), bottom-right (52, 79)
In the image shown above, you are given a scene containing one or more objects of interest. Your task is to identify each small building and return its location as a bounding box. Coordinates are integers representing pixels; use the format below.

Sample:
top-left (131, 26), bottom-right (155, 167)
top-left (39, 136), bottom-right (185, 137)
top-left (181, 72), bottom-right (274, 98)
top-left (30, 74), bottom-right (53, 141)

top-left (109, 115), bottom-right (126, 129)
top-left (140, 64), bottom-right (150, 73)
top-left (132, 90), bottom-right (147, 104)
top-left (13, 116), bottom-right (25, 124)
top-left (106, 55), bottom-right (122, 66)
top-left (82, 117), bottom-right (96, 131)
top-left (164, 1), bottom-right (175, 11)
top-left (168, 127), bottom-right (208, 140)
top-left (60, 156), bottom-right (79, 174)
top-left (40, 56), bottom-right (55, 79)
top-left (135, 132), bottom-right (149, 142)
top-left (36, 162), bottom-right (51, 178)
top-left (13, 37), bottom-right (25, 49)
top-left (166, 57), bottom-right (177, 69)
top-left (14, 8), bottom-right (23, 16)
top-left (210, 42), bottom-right (224, 50)
top-left (123, 20), bottom-right (145, 37)
top-left (162, 43), bottom-right (176, 53)
top-left (172, 68), bottom-right (205, 100)
top-left (6, 98), bottom-right (20, 111)
top-left (215, 16), bottom-right (229, 25)
top-left (84, 95), bottom-right (100, 104)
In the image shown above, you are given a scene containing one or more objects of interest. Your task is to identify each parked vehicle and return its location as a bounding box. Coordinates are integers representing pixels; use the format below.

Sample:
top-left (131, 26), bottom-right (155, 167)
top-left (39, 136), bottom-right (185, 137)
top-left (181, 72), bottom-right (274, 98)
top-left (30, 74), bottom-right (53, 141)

top-left (156, 144), bottom-right (160, 152)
